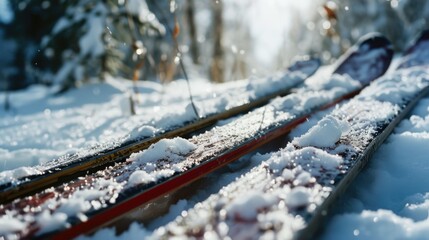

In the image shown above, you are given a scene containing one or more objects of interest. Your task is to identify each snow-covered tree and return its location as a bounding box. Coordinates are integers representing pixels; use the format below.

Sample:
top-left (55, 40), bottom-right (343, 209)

top-left (42, 0), bottom-right (165, 92)
top-left (2, 0), bottom-right (170, 93)
top-left (2, 0), bottom-right (67, 90)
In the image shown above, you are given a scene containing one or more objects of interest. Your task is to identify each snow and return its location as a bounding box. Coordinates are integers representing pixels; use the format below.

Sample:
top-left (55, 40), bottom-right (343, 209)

top-left (120, 57), bottom-right (428, 239)
top-left (0, 216), bottom-right (27, 236)
top-left (294, 116), bottom-right (350, 148)
top-left (321, 96), bottom-right (429, 239)
top-left (34, 68), bottom-right (427, 240)
top-left (225, 190), bottom-right (275, 221)
top-left (0, 65), bottom-right (312, 185)
top-left (127, 137), bottom-right (197, 165)
top-left (128, 170), bottom-right (156, 187)
top-left (357, 68), bottom-right (429, 104)
top-left (1, 38), bottom-right (429, 239)
top-left (285, 186), bottom-right (311, 208)
top-left (36, 211), bottom-right (68, 236)
top-left (78, 3), bottom-right (107, 58)
top-left (0, 58), bottom-right (323, 237)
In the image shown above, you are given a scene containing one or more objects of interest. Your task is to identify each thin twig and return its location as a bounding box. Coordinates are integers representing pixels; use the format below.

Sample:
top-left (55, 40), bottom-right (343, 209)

top-left (150, 0), bottom-right (200, 119)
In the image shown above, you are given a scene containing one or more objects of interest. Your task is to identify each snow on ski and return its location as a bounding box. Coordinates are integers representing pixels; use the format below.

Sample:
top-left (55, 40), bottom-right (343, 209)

top-left (0, 57), bottom-right (320, 204)
top-left (147, 31), bottom-right (429, 240)
top-left (0, 33), bottom-right (393, 239)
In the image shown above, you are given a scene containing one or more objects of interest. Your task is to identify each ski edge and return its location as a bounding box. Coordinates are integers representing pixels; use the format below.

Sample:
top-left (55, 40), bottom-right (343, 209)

top-left (296, 85), bottom-right (429, 240)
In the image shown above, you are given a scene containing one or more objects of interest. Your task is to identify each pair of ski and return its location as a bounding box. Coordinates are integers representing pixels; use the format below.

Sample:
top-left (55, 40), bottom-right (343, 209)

top-left (2, 30), bottom-right (420, 239)
top-left (0, 57), bottom-right (320, 204)
top-left (150, 31), bottom-right (429, 240)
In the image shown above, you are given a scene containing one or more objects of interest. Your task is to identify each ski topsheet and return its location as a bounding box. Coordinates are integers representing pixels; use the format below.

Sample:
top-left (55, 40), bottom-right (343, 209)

top-left (148, 31), bottom-right (429, 239)
top-left (0, 57), bottom-right (320, 204)
top-left (0, 34), bottom-right (394, 239)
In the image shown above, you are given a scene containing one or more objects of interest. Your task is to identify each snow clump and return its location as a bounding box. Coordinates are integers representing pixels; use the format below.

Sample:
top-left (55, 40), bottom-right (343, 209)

top-left (294, 116), bottom-right (350, 148)
top-left (127, 137), bottom-right (197, 165)
top-left (125, 137), bottom-right (197, 186)
top-left (225, 190), bottom-right (276, 221)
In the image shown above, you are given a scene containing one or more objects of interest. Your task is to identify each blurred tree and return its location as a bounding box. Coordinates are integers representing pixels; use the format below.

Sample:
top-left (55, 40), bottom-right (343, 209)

top-left (210, 0), bottom-right (224, 83)
top-left (306, 0), bottom-right (429, 62)
top-left (43, 0), bottom-right (166, 93)
top-left (3, 0), bottom-right (167, 93)
top-left (186, 0), bottom-right (199, 65)
top-left (3, 0), bottom-right (66, 90)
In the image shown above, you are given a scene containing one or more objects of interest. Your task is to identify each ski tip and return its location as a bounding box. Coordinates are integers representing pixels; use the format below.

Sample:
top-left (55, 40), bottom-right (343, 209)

top-left (397, 29), bottom-right (429, 69)
top-left (417, 29), bottom-right (429, 42)
top-left (287, 56), bottom-right (321, 75)
top-left (357, 32), bottom-right (393, 49)
top-left (333, 32), bottom-right (394, 85)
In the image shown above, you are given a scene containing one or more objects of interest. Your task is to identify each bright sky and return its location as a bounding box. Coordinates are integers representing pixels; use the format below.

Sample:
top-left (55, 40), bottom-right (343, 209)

top-left (230, 0), bottom-right (314, 67)
top-left (249, 1), bottom-right (313, 63)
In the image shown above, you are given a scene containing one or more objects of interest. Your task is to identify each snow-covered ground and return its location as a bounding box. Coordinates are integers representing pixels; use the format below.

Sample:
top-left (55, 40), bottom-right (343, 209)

top-left (1, 61), bottom-right (429, 239)
top-left (321, 97), bottom-right (429, 239)
top-left (0, 66), bottom-right (310, 180)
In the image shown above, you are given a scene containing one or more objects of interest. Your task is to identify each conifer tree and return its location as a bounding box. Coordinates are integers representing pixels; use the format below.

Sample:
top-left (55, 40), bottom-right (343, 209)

top-left (4, 0), bottom-right (166, 92)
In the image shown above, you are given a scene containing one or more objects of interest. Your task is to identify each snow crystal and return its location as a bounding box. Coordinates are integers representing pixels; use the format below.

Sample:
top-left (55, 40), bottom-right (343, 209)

top-left (293, 171), bottom-right (313, 186)
top-left (322, 93), bottom-right (429, 239)
top-left (0, 166), bottom-right (42, 179)
top-left (127, 125), bottom-right (158, 140)
top-left (246, 70), bottom-right (304, 99)
top-left (301, 94), bottom-right (331, 110)
top-left (282, 168), bottom-right (295, 181)
top-left (0, 216), bottom-right (27, 236)
top-left (309, 73), bottom-right (361, 92)
top-left (72, 189), bottom-right (105, 201)
top-left (36, 210), bottom-right (68, 235)
top-left (127, 137), bottom-right (197, 165)
top-left (128, 170), bottom-right (155, 187)
top-left (285, 186), bottom-right (311, 208)
top-left (77, 222), bottom-right (151, 240)
top-left (56, 197), bottom-right (91, 217)
top-left (322, 210), bottom-right (429, 240)
top-left (225, 191), bottom-right (275, 221)
top-left (294, 116), bottom-right (350, 148)
top-left (401, 193), bottom-right (429, 221)
top-left (358, 69), bottom-right (429, 104)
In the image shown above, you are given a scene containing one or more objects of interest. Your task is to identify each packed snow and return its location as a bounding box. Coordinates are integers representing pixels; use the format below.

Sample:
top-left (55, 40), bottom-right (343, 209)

top-left (0, 60), bottom-right (368, 238)
top-left (76, 63), bottom-right (429, 239)
top-left (0, 37), bottom-right (391, 238)
top-left (321, 97), bottom-right (429, 239)
top-left (0, 62), bottom-right (314, 185)
top-left (293, 115), bottom-right (350, 148)
top-left (1, 40), bottom-right (429, 239)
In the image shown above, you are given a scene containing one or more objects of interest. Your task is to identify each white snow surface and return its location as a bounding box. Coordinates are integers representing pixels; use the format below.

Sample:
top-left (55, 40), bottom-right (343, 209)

top-left (2, 61), bottom-right (429, 239)
top-left (126, 137), bottom-right (197, 187)
top-left (294, 115), bottom-right (350, 148)
top-left (321, 97), bottom-right (429, 239)
top-left (80, 65), bottom-right (429, 239)
top-left (0, 67), bottom-right (306, 185)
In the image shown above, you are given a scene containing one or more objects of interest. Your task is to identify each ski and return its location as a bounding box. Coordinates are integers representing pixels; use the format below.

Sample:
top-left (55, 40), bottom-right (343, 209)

top-left (0, 57), bottom-right (320, 204)
top-left (0, 33), bottom-right (394, 239)
top-left (148, 30), bottom-right (429, 240)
